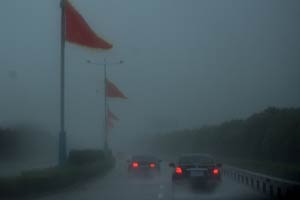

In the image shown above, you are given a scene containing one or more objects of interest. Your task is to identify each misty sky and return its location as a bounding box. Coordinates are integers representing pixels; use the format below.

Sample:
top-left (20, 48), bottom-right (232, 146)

top-left (0, 0), bottom-right (299, 149)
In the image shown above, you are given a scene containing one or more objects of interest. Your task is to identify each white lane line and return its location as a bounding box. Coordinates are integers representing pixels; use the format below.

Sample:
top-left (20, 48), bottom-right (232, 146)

top-left (158, 184), bottom-right (165, 199)
top-left (158, 193), bottom-right (164, 199)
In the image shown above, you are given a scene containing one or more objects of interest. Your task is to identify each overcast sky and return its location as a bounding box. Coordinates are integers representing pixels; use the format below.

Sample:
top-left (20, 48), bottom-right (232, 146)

top-left (0, 0), bottom-right (299, 149)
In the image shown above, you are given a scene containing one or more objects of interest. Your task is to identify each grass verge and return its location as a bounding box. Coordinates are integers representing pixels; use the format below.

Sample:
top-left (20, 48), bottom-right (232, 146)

top-left (0, 149), bottom-right (115, 198)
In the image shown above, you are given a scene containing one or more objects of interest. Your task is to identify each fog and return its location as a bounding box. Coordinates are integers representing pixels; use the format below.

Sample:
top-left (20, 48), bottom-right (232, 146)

top-left (0, 0), bottom-right (300, 151)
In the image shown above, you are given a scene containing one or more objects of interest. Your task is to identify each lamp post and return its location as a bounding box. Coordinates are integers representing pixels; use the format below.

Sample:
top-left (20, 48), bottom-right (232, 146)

top-left (86, 59), bottom-right (123, 151)
top-left (59, 0), bottom-right (67, 165)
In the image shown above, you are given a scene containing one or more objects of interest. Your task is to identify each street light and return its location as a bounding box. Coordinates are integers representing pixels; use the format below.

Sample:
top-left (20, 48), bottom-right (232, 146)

top-left (86, 59), bottom-right (123, 151)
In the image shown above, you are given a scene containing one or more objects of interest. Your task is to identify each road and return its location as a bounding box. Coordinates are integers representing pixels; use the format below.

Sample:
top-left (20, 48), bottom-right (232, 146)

top-left (33, 159), bottom-right (269, 200)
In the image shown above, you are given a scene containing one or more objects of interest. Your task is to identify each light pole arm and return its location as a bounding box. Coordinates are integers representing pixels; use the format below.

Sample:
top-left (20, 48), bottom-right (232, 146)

top-left (86, 60), bottom-right (124, 66)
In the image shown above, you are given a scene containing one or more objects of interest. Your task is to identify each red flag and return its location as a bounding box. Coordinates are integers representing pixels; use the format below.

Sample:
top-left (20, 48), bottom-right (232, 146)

top-left (108, 109), bottom-right (119, 121)
top-left (107, 118), bottom-right (114, 129)
top-left (107, 109), bottom-right (119, 130)
top-left (106, 79), bottom-right (127, 99)
top-left (65, 0), bottom-right (112, 49)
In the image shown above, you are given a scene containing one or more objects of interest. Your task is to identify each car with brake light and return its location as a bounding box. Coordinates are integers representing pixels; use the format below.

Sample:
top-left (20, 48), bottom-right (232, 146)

top-left (128, 155), bottom-right (161, 178)
top-left (169, 154), bottom-right (222, 190)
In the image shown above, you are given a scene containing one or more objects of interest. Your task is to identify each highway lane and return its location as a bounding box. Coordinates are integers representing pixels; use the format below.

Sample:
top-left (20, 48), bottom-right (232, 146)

top-left (33, 159), bottom-right (269, 200)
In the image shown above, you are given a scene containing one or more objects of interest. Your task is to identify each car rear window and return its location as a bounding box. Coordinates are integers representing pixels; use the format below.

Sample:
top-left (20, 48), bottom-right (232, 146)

top-left (179, 155), bottom-right (214, 164)
top-left (132, 155), bottom-right (157, 162)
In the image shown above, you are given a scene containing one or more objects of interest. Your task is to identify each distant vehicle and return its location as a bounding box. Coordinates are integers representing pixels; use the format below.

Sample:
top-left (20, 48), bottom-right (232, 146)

top-left (169, 154), bottom-right (222, 191)
top-left (127, 155), bottom-right (161, 178)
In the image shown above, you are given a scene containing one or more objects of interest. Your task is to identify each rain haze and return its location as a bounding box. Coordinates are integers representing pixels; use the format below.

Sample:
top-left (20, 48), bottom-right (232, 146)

top-left (0, 1), bottom-right (300, 200)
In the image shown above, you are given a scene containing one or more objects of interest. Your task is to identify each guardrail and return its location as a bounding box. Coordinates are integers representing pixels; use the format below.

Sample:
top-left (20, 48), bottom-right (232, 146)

top-left (223, 165), bottom-right (300, 199)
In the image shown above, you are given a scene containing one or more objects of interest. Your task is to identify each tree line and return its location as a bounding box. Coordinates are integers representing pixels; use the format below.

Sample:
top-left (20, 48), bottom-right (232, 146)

top-left (152, 107), bottom-right (300, 164)
top-left (0, 126), bottom-right (55, 160)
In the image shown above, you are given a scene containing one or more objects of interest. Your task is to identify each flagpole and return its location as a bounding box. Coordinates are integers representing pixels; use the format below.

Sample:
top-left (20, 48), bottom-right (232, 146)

top-left (59, 0), bottom-right (67, 165)
top-left (104, 58), bottom-right (108, 151)
top-left (86, 59), bottom-right (124, 151)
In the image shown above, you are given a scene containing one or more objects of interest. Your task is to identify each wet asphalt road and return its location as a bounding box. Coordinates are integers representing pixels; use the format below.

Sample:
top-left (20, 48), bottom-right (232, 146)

top-left (31, 158), bottom-right (269, 200)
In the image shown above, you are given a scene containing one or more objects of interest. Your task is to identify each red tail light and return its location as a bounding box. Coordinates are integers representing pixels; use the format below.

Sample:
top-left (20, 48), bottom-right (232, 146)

top-left (213, 168), bottom-right (219, 175)
top-left (175, 167), bottom-right (183, 174)
top-left (149, 163), bottom-right (156, 168)
top-left (132, 162), bottom-right (139, 168)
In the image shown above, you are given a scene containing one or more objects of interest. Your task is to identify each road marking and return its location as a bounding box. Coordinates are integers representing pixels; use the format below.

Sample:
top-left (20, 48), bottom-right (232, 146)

top-left (158, 185), bottom-right (165, 199)
top-left (158, 193), bottom-right (164, 199)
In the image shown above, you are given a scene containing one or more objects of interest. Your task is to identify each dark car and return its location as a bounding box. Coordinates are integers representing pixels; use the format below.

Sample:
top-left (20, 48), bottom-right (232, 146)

top-left (170, 154), bottom-right (222, 191)
top-left (128, 155), bottom-right (161, 178)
